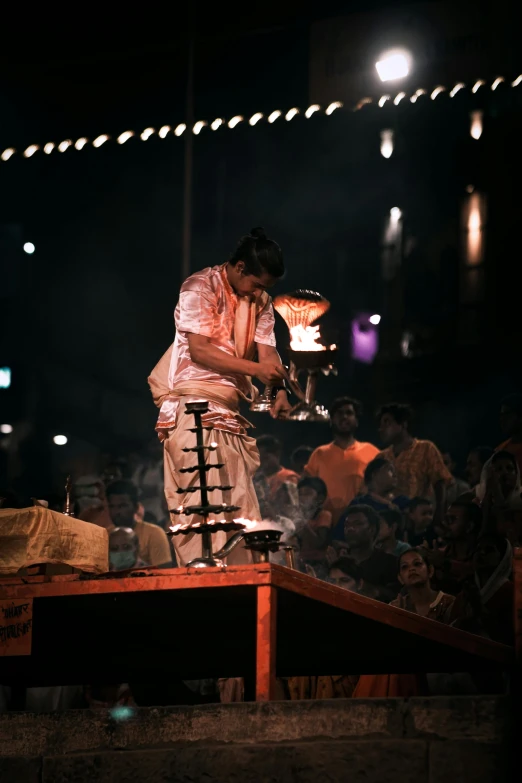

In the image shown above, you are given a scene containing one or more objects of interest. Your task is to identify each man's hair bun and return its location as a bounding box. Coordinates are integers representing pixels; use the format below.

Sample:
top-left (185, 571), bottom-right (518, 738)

top-left (249, 226), bottom-right (267, 241)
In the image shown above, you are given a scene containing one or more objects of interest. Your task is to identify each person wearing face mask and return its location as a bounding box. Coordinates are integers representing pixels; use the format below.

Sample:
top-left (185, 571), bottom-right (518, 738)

top-left (148, 226), bottom-right (292, 568)
top-left (109, 527), bottom-right (148, 571)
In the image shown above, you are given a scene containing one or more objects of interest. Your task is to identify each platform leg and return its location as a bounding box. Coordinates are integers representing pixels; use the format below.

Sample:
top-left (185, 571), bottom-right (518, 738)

top-left (256, 585), bottom-right (277, 701)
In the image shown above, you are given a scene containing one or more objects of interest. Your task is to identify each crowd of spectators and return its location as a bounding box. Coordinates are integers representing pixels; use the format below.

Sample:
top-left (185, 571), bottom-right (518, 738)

top-left (1, 391), bottom-right (521, 708)
top-left (252, 393), bottom-right (520, 656)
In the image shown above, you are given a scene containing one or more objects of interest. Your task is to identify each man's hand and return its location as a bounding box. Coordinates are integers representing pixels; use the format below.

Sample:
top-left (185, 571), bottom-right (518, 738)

top-left (255, 360), bottom-right (287, 386)
top-left (271, 390), bottom-right (292, 419)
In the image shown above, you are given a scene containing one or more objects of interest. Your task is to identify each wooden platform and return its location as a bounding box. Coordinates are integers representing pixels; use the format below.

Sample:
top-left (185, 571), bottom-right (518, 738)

top-left (0, 563), bottom-right (513, 700)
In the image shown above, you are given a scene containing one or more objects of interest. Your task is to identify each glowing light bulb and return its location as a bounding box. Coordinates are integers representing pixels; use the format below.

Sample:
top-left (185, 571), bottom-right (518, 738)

top-left (53, 435), bottom-right (68, 446)
top-left (472, 80), bottom-right (485, 94)
top-left (58, 140), bottom-right (72, 152)
top-left (390, 207), bottom-right (402, 220)
top-left (228, 116), bottom-right (243, 128)
top-left (249, 112), bottom-right (263, 126)
top-left (410, 89), bottom-right (426, 103)
top-left (378, 95), bottom-right (390, 107)
top-left (375, 51), bottom-right (411, 82)
top-left (449, 82), bottom-right (465, 97)
top-left (93, 135), bottom-right (109, 148)
top-left (117, 131), bottom-right (134, 144)
top-left (1, 148), bottom-right (15, 161)
top-left (23, 242), bottom-right (35, 254)
top-left (431, 86), bottom-right (446, 100)
top-left (174, 124), bottom-right (186, 136)
top-left (470, 110), bottom-right (483, 140)
top-left (325, 101), bottom-right (342, 115)
top-left (369, 314), bottom-right (381, 325)
top-left (23, 145), bottom-right (39, 158)
top-left (380, 129), bottom-right (394, 159)
top-left (210, 118), bottom-right (223, 131)
top-left (305, 104), bottom-right (320, 118)
top-left (491, 77), bottom-right (504, 91)
top-left (44, 142), bottom-right (55, 154)
top-left (140, 127), bottom-right (155, 141)
top-left (0, 424), bottom-right (13, 434)
top-left (75, 138), bottom-right (88, 150)
top-left (268, 110), bottom-right (281, 123)
top-left (285, 108), bottom-right (299, 121)
top-left (393, 92), bottom-right (406, 105)
top-left (158, 126), bottom-right (171, 138)
top-left (193, 121), bottom-right (207, 135)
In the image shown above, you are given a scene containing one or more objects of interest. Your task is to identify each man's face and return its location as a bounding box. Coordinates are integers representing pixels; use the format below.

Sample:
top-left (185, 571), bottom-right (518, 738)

top-left (376, 518), bottom-right (394, 546)
top-left (344, 511), bottom-right (374, 547)
top-left (258, 447), bottom-right (280, 476)
top-left (492, 457), bottom-right (517, 495)
top-left (231, 262), bottom-right (277, 298)
top-left (500, 405), bottom-right (521, 437)
top-left (331, 404), bottom-right (358, 437)
top-left (298, 486), bottom-right (321, 518)
top-left (108, 494), bottom-right (136, 527)
top-left (408, 503), bottom-right (433, 529)
top-left (109, 529), bottom-right (137, 555)
top-left (329, 567), bottom-right (358, 591)
top-left (375, 463), bottom-right (397, 493)
top-left (466, 451), bottom-right (483, 486)
top-left (473, 538), bottom-right (502, 572)
top-left (442, 505), bottom-right (470, 540)
top-left (378, 413), bottom-right (403, 445)
top-left (398, 551), bottom-right (431, 588)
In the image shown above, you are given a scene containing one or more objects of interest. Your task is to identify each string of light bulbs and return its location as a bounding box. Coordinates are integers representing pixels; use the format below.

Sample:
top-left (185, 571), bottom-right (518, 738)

top-left (1, 75), bottom-right (520, 165)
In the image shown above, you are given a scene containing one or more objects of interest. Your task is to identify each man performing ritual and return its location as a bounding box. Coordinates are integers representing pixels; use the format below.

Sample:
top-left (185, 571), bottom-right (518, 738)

top-left (149, 226), bottom-right (292, 566)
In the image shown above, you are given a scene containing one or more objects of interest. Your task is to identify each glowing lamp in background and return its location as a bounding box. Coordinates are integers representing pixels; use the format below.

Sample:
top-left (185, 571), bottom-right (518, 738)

top-left (1, 424), bottom-right (13, 434)
top-left (53, 435), bottom-right (68, 446)
top-left (380, 129), bottom-right (394, 158)
top-left (0, 367), bottom-right (12, 388)
top-left (352, 314), bottom-right (379, 365)
top-left (272, 291), bottom-right (337, 422)
top-left (23, 242), bottom-right (35, 254)
top-left (470, 110), bottom-right (483, 140)
top-left (375, 51), bottom-right (411, 82)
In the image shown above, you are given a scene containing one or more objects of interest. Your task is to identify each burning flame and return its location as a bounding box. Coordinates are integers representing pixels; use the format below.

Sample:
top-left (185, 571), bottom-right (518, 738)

top-left (233, 517), bottom-right (258, 529)
top-left (290, 324), bottom-right (336, 352)
top-left (169, 517), bottom-right (256, 534)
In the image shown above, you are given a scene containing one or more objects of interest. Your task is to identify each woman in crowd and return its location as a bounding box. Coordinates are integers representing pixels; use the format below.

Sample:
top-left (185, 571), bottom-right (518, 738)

top-left (353, 548), bottom-right (456, 697)
top-left (477, 450), bottom-right (522, 544)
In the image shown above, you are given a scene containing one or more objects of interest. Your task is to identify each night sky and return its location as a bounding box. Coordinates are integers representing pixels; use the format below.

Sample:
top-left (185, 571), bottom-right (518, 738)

top-left (1, 0), bottom-right (520, 494)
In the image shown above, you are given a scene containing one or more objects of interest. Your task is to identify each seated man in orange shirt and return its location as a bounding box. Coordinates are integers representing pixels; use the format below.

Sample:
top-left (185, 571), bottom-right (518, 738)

top-left (304, 396), bottom-right (379, 526)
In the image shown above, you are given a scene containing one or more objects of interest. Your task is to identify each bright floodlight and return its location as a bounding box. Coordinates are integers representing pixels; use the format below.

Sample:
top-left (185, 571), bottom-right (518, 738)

top-left (23, 242), bottom-right (35, 254)
top-left (390, 207), bottom-right (402, 219)
top-left (369, 314), bottom-right (381, 326)
top-left (0, 367), bottom-right (11, 388)
top-left (0, 424), bottom-right (13, 434)
top-left (53, 435), bottom-right (68, 446)
top-left (376, 51), bottom-right (410, 82)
